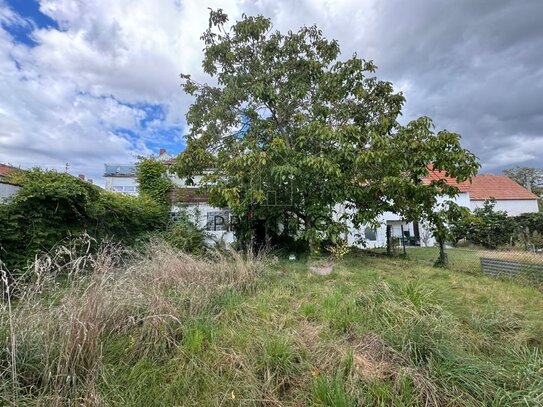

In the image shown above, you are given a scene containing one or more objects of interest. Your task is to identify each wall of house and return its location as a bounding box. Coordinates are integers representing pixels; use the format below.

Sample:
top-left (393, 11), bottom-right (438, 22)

top-left (470, 199), bottom-right (539, 216)
top-left (0, 182), bottom-right (20, 202)
top-left (171, 202), bottom-right (236, 245)
top-left (104, 176), bottom-right (138, 195)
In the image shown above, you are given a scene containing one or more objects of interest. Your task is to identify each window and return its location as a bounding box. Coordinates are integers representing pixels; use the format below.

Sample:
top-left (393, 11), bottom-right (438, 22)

top-left (111, 185), bottom-right (137, 194)
top-left (364, 227), bottom-right (377, 241)
top-left (206, 211), bottom-right (229, 231)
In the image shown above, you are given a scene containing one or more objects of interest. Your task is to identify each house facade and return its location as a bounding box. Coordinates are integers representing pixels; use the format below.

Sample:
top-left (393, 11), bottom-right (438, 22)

top-left (0, 164), bottom-right (21, 202)
top-left (103, 164), bottom-right (138, 195)
top-left (104, 149), bottom-right (174, 195)
top-left (105, 150), bottom-right (539, 248)
top-left (346, 171), bottom-right (540, 248)
top-left (169, 168), bottom-right (539, 249)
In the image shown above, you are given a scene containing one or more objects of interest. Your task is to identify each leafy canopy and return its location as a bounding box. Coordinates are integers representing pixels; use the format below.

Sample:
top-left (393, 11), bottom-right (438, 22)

top-left (176, 10), bottom-right (479, 248)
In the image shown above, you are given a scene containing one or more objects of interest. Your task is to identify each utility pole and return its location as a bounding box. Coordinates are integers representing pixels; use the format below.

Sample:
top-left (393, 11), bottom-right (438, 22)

top-left (65, 162), bottom-right (70, 173)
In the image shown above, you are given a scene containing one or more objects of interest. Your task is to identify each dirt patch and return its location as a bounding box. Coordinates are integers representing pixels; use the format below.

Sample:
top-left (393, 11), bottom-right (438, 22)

top-left (351, 332), bottom-right (399, 381)
top-left (309, 263), bottom-right (334, 275)
top-left (348, 332), bottom-right (444, 406)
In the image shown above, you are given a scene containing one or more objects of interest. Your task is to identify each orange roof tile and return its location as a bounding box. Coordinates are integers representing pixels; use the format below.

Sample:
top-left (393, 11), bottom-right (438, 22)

top-left (421, 168), bottom-right (538, 200)
top-left (468, 174), bottom-right (538, 200)
top-left (421, 168), bottom-right (471, 192)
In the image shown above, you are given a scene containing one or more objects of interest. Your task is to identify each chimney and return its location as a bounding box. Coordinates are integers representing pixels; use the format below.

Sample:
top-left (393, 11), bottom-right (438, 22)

top-left (159, 148), bottom-right (166, 156)
top-left (78, 174), bottom-right (85, 180)
top-left (88, 179), bottom-right (93, 184)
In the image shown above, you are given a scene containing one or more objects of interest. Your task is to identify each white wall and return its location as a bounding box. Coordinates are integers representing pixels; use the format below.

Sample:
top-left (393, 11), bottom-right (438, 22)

top-left (0, 182), bottom-right (20, 202)
top-left (171, 203), bottom-right (236, 245)
top-left (470, 199), bottom-right (539, 216)
top-left (104, 176), bottom-right (138, 195)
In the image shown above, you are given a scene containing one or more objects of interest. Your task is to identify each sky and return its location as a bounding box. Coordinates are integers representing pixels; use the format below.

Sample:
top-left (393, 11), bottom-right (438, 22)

top-left (0, 0), bottom-right (542, 185)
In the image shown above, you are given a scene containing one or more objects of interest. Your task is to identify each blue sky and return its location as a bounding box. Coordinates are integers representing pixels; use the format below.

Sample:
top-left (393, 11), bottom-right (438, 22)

top-left (3, 0), bottom-right (58, 45)
top-left (1, 0), bottom-right (542, 184)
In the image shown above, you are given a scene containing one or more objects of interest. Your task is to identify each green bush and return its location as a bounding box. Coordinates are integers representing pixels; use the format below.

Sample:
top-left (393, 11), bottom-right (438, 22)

top-left (136, 158), bottom-right (173, 206)
top-left (164, 209), bottom-right (209, 255)
top-left (514, 212), bottom-right (543, 249)
top-left (0, 169), bottom-right (168, 271)
top-left (452, 199), bottom-right (515, 249)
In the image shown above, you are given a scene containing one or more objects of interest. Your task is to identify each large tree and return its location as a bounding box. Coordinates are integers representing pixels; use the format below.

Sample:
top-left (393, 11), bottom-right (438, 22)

top-left (176, 10), bottom-right (479, 251)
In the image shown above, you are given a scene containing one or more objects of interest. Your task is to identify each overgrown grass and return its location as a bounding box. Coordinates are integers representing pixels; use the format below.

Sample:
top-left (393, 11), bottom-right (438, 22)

top-left (2, 244), bottom-right (542, 406)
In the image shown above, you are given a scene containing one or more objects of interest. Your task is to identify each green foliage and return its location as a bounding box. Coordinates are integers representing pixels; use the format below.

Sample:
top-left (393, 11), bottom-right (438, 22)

top-left (136, 158), bottom-right (173, 206)
top-left (424, 201), bottom-right (469, 266)
top-left (313, 375), bottom-right (354, 406)
top-left (164, 209), bottom-right (209, 255)
top-left (0, 169), bottom-right (167, 271)
top-left (452, 199), bottom-right (516, 249)
top-left (176, 10), bottom-right (479, 252)
top-left (514, 212), bottom-right (543, 249)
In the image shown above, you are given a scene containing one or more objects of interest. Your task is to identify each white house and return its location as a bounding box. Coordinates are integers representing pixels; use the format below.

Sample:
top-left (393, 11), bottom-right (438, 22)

top-left (103, 164), bottom-right (138, 195)
top-left (467, 174), bottom-right (539, 215)
top-left (104, 149), bottom-right (175, 195)
top-left (0, 164), bottom-right (21, 203)
top-left (344, 170), bottom-right (540, 248)
top-left (105, 151), bottom-right (539, 248)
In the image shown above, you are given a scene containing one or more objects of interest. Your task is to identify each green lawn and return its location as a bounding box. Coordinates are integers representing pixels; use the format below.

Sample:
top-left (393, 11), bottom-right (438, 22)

top-left (2, 248), bottom-right (543, 406)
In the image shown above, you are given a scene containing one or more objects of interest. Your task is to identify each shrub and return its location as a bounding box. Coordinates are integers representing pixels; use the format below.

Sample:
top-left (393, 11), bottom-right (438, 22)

top-left (164, 209), bottom-right (210, 255)
top-left (0, 169), bottom-right (168, 271)
top-left (136, 158), bottom-right (173, 206)
top-left (452, 199), bottom-right (515, 249)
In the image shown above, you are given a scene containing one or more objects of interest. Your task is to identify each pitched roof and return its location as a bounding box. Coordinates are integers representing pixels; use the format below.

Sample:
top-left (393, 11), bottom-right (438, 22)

top-left (421, 168), bottom-right (538, 200)
top-left (468, 174), bottom-right (538, 200)
top-left (0, 164), bottom-right (18, 177)
top-left (422, 168), bottom-right (471, 192)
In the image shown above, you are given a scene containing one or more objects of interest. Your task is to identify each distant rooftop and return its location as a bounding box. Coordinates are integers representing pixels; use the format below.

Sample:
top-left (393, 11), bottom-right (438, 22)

top-left (422, 166), bottom-right (538, 200)
top-left (0, 163), bottom-right (19, 178)
top-left (104, 164), bottom-right (136, 177)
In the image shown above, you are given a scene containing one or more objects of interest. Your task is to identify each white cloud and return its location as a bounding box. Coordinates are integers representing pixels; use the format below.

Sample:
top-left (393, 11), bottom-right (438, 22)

top-left (0, 0), bottom-right (542, 185)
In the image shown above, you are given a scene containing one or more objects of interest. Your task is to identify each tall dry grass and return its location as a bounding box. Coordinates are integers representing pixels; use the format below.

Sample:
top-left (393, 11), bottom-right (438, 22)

top-left (0, 238), bottom-right (265, 406)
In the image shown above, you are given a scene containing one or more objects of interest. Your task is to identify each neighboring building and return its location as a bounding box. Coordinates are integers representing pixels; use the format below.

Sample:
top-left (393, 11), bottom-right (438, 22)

top-left (104, 149), bottom-right (174, 196)
top-left (344, 169), bottom-right (539, 248)
top-left (105, 151), bottom-right (539, 248)
top-left (0, 164), bottom-right (21, 202)
top-left (103, 164), bottom-right (138, 195)
top-left (467, 174), bottom-right (539, 216)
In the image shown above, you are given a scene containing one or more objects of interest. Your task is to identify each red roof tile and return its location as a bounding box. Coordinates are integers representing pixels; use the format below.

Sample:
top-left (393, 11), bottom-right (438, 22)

top-left (421, 168), bottom-right (538, 200)
top-left (421, 168), bottom-right (471, 192)
top-left (0, 164), bottom-right (18, 177)
top-left (468, 174), bottom-right (538, 200)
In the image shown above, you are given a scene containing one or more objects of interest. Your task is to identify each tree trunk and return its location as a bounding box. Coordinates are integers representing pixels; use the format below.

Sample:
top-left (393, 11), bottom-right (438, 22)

top-left (386, 224), bottom-right (392, 256)
top-left (435, 238), bottom-right (448, 267)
